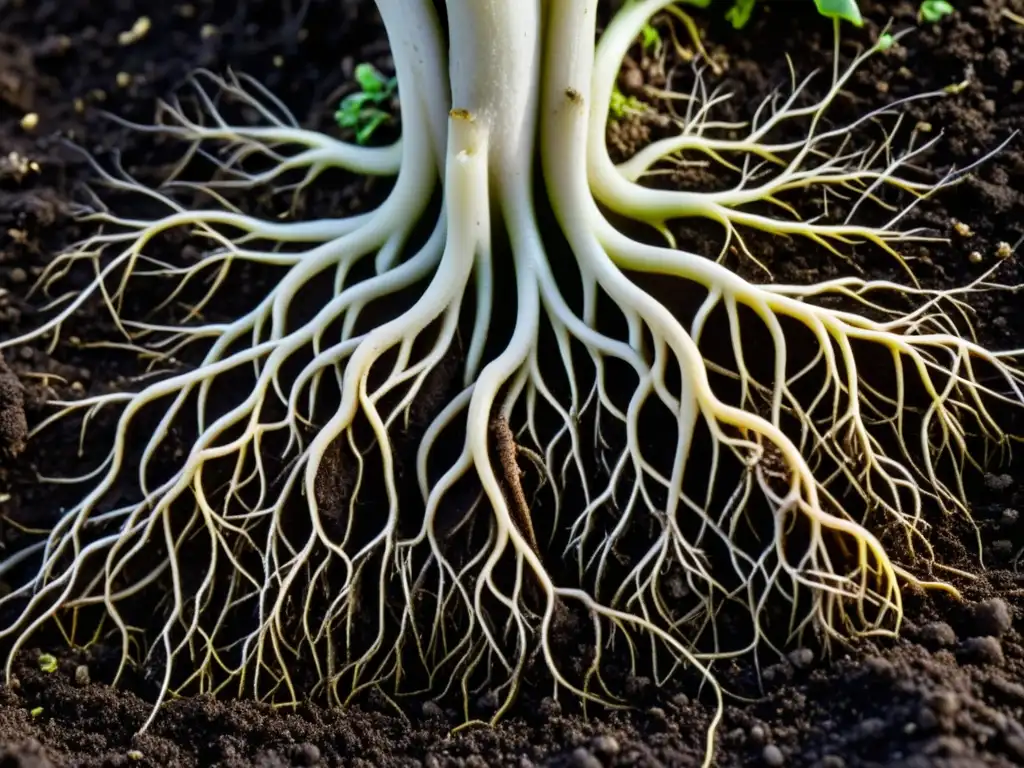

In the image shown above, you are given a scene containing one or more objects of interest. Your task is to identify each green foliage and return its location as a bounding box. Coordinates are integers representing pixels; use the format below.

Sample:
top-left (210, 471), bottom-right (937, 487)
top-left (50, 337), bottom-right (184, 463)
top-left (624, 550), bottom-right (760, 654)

top-left (725, 0), bottom-right (756, 28)
top-left (919, 0), bottom-right (955, 22)
top-left (814, 0), bottom-right (864, 25)
top-left (722, 0), bottom-right (862, 28)
top-left (718, 0), bottom-right (953, 31)
top-left (334, 63), bottom-right (397, 145)
top-left (640, 22), bottom-right (662, 52)
top-left (609, 84), bottom-right (649, 121)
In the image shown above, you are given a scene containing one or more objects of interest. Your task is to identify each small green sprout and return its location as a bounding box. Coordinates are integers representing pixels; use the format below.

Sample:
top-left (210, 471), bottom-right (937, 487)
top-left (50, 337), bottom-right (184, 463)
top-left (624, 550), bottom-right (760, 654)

top-left (29, 706), bottom-right (43, 718)
top-left (919, 0), bottom-right (955, 22)
top-left (609, 84), bottom-right (649, 122)
top-left (640, 23), bottom-right (661, 52)
top-left (814, 0), bottom-right (864, 26)
top-left (334, 63), bottom-right (397, 145)
top-left (878, 33), bottom-right (895, 50)
top-left (37, 653), bottom-right (57, 673)
top-left (725, 0), bottom-right (756, 29)
top-left (726, 0), bottom-right (862, 29)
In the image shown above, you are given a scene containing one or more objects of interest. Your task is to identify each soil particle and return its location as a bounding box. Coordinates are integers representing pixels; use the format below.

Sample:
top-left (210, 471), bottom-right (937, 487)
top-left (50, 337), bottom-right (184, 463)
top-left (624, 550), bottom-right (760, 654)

top-left (917, 621), bottom-right (959, 648)
top-left (971, 598), bottom-right (1014, 637)
top-left (960, 636), bottom-right (1006, 666)
top-left (0, 353), bottom-right (27, 457)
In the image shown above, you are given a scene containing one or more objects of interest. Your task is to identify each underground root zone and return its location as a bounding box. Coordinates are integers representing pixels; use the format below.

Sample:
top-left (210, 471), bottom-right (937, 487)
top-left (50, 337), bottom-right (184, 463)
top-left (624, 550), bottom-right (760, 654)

top-left (1, 0), bottom-right (1024, 766)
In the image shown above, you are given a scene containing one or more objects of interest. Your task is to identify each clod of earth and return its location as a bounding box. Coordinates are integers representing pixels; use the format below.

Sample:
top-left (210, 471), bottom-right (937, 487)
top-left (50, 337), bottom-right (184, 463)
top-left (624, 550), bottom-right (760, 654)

top-left (0, 2), bottom-right (1021, 766)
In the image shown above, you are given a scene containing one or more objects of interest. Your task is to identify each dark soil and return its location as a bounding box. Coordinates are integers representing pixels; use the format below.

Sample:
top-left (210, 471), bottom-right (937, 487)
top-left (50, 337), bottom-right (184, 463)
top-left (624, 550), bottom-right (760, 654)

top-left (2, 0), bottom-right (1024, 765)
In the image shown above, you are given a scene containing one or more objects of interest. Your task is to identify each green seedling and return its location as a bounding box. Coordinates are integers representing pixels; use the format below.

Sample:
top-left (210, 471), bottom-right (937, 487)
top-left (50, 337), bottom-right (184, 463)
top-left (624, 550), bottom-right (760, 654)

top-left (640, 22), bottom-right (662, 52)
top-left (334, 62), bottom-right (397, 145)
top-left (725, 0), bottom-right (755, 28)
top-left (37, 653), bottom-right (57, 673)
top-left (609, 84), bottom-right (649, 121)
top-left (919, 0), bottom-right (955, 22)
top-left (726, 0), bottom-right (862, 28)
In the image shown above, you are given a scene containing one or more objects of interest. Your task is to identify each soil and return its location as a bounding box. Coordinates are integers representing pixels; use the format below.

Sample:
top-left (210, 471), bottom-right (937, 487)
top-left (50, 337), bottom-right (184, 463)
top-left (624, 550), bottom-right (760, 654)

top-left (1, 0), bottom-right (1024, 766)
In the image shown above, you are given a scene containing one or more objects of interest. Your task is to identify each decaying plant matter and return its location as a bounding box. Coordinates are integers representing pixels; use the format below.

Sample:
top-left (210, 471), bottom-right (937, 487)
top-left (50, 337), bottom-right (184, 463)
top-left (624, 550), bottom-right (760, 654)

top-left (0, 1), bottom-right (1020, 763)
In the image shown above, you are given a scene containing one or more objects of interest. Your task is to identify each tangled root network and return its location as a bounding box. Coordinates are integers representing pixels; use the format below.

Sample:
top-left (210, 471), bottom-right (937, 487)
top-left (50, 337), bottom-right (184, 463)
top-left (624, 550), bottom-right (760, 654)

top-left (1, 0), bottom-right (1021, 759)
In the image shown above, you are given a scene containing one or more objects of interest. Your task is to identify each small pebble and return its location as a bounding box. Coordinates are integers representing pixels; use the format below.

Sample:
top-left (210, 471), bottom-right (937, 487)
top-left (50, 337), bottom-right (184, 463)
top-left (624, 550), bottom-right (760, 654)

top-left (569, 746), bottom-right (601, 768)
top-left (864, 655), bottom-right (895, 679)
top-left (787, 647), bottom-right (814, 670)
top-left (928, 690), bottom-right (961, 717)
top-left (591, 735), bottom-right (620, 756)
top-left (971, 598), bottom-right (1012, 637)
top-left (421, 700), bottom-right (443, 718)
top-left (8, 268), bottom-right (27, 284)
top-left (74, 665), bottom-right (90, 686)
top-left (292, 743), bottom-right (320, 767)
top-left (1001, 508), bottom-right (1020, 526)
top-left (960, 635), bottom-right (1004, 665)
top-left (749, 724), bottom-right (767, 746)
top-left (20, 113), bottom-right (39, 132)
top-left (762, 744), bottom-right (785, 767)
top-left (918, 621), bottom-right (957, 647)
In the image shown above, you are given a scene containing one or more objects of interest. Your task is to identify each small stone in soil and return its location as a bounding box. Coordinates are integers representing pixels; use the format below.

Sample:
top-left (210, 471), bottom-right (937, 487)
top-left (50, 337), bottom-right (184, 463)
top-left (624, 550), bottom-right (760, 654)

top-left (959, 635), bottom-right (1004, 665)
top-left (291, 743), bottom-right (320, 767)
top-left (864, 655), bottom-right (895, 679)
top-left (970, 597), bottom-right (1012, 637)
top-left (787, 647), bottom-right (814, 670)
top-left (918, 621), bottom-right (957, 647)
top-left (591, 735), bottom-right (620, 756)
top-left (570, 746), bottom-right (601, 768)
top-left (762, 744), bottom-right (785, 766)
top-left (1001, 508), bottom-right (1020, 526)
top-left (927, 690), bottom-right (961, 717)
top-left (421, 700), bottom-right (443, 719)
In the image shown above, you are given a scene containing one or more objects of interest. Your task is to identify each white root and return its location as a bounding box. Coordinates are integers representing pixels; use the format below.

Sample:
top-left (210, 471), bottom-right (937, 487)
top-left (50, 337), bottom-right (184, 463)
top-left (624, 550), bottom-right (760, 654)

top-left (0, 1), bottom-right (1020, 765)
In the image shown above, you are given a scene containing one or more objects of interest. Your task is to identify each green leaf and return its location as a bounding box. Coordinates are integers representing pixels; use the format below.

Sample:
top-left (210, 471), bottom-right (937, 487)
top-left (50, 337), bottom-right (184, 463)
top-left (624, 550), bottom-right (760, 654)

top-left (725, 0), bottom-right (756, 29)
top-left (640, 23), bottom-right (661, 52)
top-left (919, 0), bottom-right (954, 22)
top-left (354, 63), bottom-right (386, 94)
top-left (355, 112), bottom-right (389, 145)
top-left (813, 0), bottom-right (864, 26)
top-left (878, 32), bottom-right (895, 50)
top-left (340, 92), bottom-right (374, 111)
